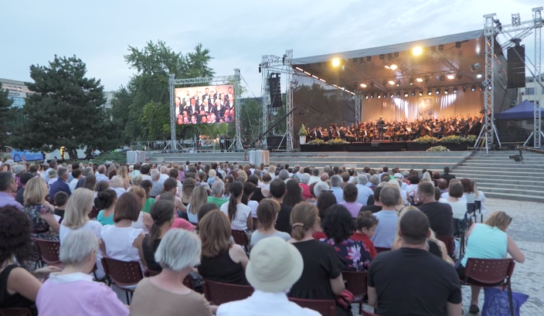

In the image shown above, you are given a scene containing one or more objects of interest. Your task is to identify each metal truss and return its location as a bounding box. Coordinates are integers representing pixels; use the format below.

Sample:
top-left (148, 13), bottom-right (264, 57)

top-left (354, 93), bottom-right (362, 123)
top-left (168, 72), bottom-right (242, 151)
top-left (533, 8), bottom-right (543, 148)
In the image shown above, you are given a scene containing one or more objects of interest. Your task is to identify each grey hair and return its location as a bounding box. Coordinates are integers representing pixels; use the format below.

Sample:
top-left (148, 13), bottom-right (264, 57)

top-left (370, 175), bottom-right (380, 185)
top-left (160, 166), bottom-right (168, 174)
top-left (155, 229), bottom-right (201, 271)
top-left (212, 179), bottom-right (224, 196)
top-left (402, 171), bottom-right (410, 178)
top-left (313, 181), bottom-right (330, 198)
top-left (380, 185), bottom-right (401, 207)
top-left (150, 169), bottom-right (160, 181)
top-left (59, 230), bottom-right (98, 265)
top-left (57, 167), bottom-right (68, 178)
top-left (323, 166), bottom-right (331, 173)
top-left (300, 173), bottom-right (311, 184)
top-left (132, 174), bottom-right (143, 186)
top-left (110, 176), bottom-right (123, 188)
top-left (278, 169), bottom-right (289, 181)
top-left (357, 175), bottom-right (368, 185)
top-left (12, 164), bottom-right (24, 175)
top-left (330, 175), bottom-right (342, 188)
top-left (84, 167), bottom-right (93, 177)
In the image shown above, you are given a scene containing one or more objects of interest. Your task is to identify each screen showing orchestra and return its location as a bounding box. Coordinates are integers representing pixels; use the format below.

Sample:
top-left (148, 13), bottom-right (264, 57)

top-left (175, 84), bottom-right (234, 125)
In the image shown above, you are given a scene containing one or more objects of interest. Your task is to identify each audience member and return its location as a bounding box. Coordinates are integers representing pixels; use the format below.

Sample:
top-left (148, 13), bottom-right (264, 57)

top-left (329, 175), bottom-right (344, 203)
top-left (150, 170), bottom-right (163, 197)
top-left (197, 203), bottom-right (219, 222)
top-left (270, 179), bottom-right (292, 234)
top-left (131, 229), bottom-right (214, 316)
top-left (187, 186), bottom-right (207, 224)
top-left (15, 172), bottom-right (34, 205)
top-left (218, 236), bottom-right (319, 316)
top-left (53, 191), bottom-right (69, 223)
top-left (440, 167), bottom-right (456, 185)
top-left (109, 176), bottom-right (126, 198)
top-left (283, 179), bottom-right (304, 208)
top-left (461, 178), bottom-right (476, 204)
top-left (417, 182), bottom-right (453, 237)
top-left (361, 186), bottom-right (383, 213)
top-left (351, 211), bottom-right (378, 258)
top-left (36, 230), bottom-right (128, 316)
top-left (142, 200), bottom-right (176, 272)
top-left (458, 211), bottom-right (525, 314)
top-left (181, 178), bottom-right (196, 206)
top-left (439, 182), bottom-right (467, 222)
top-left (367, 209), bottom-right (462, 316)
top-left (22, 177), bottom-right (59, 241)
top-left (356, 175), bottom-right (373, 206)
top-left (242, 182), bottom-right (259, 218)
top-left (95, 190), bottom-right (117, 226)
top-left (156, 192), bottom-right (193, 232)
top-left (313, 191), bottom-right (336, 239)
top-left (0, 171), bottom-right (23, 210)
top-left (219, 181), bottom-right (252, 231)
top-left (371, 186), bottom-right (399, 248)
top-left (312, 181), bottom-right (330, 199)
top-left (339, 183), bottom-right (363, 218)
top-left (208, 180), bottom-right (229, 208)
top-left (198, 211), bottom-right (249, 285)
top-left (250, 199), bottom-right (290, 247)
top-left (68, 169), bottom-right (82, 193)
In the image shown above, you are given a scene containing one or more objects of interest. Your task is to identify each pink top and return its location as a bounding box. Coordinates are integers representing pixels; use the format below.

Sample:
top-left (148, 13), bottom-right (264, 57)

top-left (36, 272), bottom-right (128, 316)
top-left (339, 201), bottom-right (363, 218)
top-left (170, 218), bottom-right (195, 232)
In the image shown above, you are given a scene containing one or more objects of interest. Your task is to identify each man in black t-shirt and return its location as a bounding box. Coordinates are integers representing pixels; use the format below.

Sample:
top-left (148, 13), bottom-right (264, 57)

top-left (368, 209), bottom-right (462, 316)
top-left (416, 182), bottom-right (453, 236)
top-left (360, 187), bottom-right (382, 214)
top-left (270, 179), bottom-right (292, 234)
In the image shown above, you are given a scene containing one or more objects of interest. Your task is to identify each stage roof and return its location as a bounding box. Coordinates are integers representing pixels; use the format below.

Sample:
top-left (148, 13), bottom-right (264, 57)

top-left (291, 29), bottom-right (499, 93)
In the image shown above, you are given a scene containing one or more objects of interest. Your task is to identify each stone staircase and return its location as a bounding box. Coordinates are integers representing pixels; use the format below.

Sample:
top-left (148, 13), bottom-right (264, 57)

top-left (151, 151), bottom-right (471, 174)
top-left (452, 151), bottom-right (544, 203)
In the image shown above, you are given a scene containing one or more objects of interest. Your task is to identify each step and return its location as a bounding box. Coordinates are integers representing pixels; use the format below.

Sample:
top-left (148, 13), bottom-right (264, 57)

top-left (477, 186), bottom-right (544, 196)
top-left (479, 191), bottom-right (544, 203)
top-left (454, 166), bottom-right (544, 173)
top-left (453, 175), bottom-right (544, 185)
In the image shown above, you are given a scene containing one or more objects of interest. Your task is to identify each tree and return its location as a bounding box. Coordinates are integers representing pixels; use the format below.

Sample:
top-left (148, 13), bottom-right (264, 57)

top-left (15, 55), bottom-right (116, 158)
top-left (112, 41), bottom-right (215, 143)
top-left (0, 83), bottom-right (14, 148)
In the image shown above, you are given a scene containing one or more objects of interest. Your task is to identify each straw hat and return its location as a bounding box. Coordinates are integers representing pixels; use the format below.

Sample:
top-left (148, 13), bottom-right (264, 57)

top-left (245, 237), bottom-right (303, 293)
top-left (48, 169), bottom-right (57, 178)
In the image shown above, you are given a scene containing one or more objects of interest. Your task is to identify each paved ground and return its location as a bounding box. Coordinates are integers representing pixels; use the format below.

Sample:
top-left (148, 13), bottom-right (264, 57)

top-left (458, 198), bottom-right (544, 316)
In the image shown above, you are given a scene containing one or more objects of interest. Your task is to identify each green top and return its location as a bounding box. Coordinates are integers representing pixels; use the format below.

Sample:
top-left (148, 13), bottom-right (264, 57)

top-left (97, 210), bottom-right (114, 226)
top-left (142, 198), bottom-right (155, 213)
top-left (207, 196), bottom-right (229, 208)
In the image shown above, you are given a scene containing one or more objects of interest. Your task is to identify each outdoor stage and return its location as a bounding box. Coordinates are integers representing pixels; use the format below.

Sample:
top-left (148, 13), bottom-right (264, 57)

top-left (300, 141), bottom-right (473, 152)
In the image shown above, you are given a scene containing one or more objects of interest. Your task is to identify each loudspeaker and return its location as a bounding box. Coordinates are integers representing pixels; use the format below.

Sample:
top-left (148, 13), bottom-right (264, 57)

top-left (507, 45), bottom-right (526, 88)
top-left (266, 136), bottom-right (286, 150)
top-left (268, 74), bottom-right (282, 108)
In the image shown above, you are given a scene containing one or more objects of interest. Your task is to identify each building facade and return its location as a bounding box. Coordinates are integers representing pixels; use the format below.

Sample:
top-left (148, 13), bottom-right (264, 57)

top-left (0, 78), bottom-right (31, 109)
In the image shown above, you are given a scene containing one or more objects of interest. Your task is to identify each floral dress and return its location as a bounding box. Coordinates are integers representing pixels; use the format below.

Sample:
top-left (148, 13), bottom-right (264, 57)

top-left (22, 204), bottom-right (59, 241)
top-left (320, 238), bottom-right (372, 271)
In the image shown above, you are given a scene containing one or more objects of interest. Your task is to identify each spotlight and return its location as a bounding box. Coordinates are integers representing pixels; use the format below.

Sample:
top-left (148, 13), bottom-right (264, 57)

top-left (409, 78), bottom-right (414, 85)
top-left (440, 75), bottom-right (446, 81)
top-left (419, 89), bottom-right (423, 96)
top-left (370, 92), bottom-right (374, 99)
top-left (360, 83), bottom-right (367, 88)
top-left (396, 80), bottom-right (401, 87)
top-left (377, 93), bottom-right (381, 99)
top-left (413, 47), bottom-right (422, 55)
top-left (384, 65), bottom-right (391, 69)
top-left (438, 44), bottom-right (444, 51)
top-left (411, 90), bottom-right (416, 96)
top-left (436, 88), bottom-right (441, 95)
top-left (476, 74), bottom-right (483, 78)
top-left (383, 92), bottom-right (387, 98)
top-left (488, 85), bottom-right (492, 90)
top-left (390, 64), bottom-right (398, 70)
top-left (471, 85), bottom-right (476, 92)
top-left (390, 92), bottom-right (395, 98)
top-left (404, 91), bottom-right (409, 97)
top-left (471, 63), bottom-right (481, 72)
top-left (396, 91), bottom-right (401, 97)
top-left (332, 58), bottom-right (340, 67)
top-left (365, 93), bottom-right (369, 99)
top-left (447, 74), bottom-right (455, 80)
top-left (453, 86), bottom-right (458, 93)
top-left (416, 78), bottom-right (423, 82)
top-left (388, 80), bottom-right (396, 85)
top-left (445, 88), bottom-right (449, 94)
top-left (424, 75), bottom-right (429, 83)
top-left (427, 89), bottom-right (432, 95)
top-left (463, 86), bottom-right (467, 92)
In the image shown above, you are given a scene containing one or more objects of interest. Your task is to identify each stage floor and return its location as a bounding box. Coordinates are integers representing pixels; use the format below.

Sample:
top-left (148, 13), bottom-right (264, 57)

top-left (300, 141), bottom-right (472, 152)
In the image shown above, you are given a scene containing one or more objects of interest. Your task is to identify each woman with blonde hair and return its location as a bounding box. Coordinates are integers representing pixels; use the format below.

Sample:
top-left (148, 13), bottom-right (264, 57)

top-left (118, 165), bottom-right (131, 189)
top-left (288, 202), bottom-right (346, 315)
top-left (22, 177), bottom-right (59, 241)
top-left (198, 211), bottom-right (249, 285)
top-left (391, 206), bottom-right (453, 265)
top-left (458, 211), bottom-right (525, 314)
top-left (187, 186), bottom-right (208, 224)
top-left (109, 176), bottom-right (126, 198)
top-left (129, 186), bottom-right (153, 233)
top-left (420, 172), bottom-right (432, 183)
top-left (236, 171), bottom-right (247, 184)
top-left (250, 199), bottom-right (290, 247)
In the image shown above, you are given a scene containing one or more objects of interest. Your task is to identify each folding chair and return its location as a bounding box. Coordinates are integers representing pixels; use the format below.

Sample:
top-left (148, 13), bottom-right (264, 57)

top-left (362, 310), bottom-right (381, 316)
top-left (435, 235), bottom-right (455, 257)
top-left (101, 258), bottom-right (143, 304)
top-left (0, 308), bottom-right (34, 316)
top-left (288, 298), bottom-right (336, 316)
top-left (474, 200), bottom-right (483, 223)
top-left (203, 279), bottom-right (253, 305)
top-left (33, 239), bottom-right (62, 268)
top-left (231, 230), bottom-right (250, 250)
top-left (342, 271), bottom-right (368, 315)
top-left (375, 247), bottom-right (391, 254)
top-left (461, 258), bottom-right (516, 316)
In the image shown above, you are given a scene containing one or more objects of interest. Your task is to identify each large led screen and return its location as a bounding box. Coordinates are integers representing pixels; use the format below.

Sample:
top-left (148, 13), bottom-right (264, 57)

top-left (175, 84), bottom-right (234, 124)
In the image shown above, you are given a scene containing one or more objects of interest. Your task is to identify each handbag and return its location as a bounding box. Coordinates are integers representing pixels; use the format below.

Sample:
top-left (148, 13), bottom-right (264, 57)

top-left (336, 289), bottom-right (354, 313)
top-left (482, 287), bottom-right (529, 316)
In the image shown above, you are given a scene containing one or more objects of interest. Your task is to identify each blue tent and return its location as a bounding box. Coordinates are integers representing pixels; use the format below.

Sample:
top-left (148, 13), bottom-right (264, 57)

top-left (496, 100), bottom-right (544, 120)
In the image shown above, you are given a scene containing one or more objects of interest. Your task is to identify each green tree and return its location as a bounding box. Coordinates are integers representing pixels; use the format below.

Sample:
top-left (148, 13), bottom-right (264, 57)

top-left (15, 55), bottom-right (116, 158)
top-left (0, 83), bottom-right (14, 148)
top-left (112, 41), bottom-right (214, 143)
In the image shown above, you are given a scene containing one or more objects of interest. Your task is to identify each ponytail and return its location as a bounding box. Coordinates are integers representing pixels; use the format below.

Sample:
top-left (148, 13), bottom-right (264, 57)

top-left (147, 199), bottom-right (174, 247)
top-left (227, 181), bottom-right (243, 221)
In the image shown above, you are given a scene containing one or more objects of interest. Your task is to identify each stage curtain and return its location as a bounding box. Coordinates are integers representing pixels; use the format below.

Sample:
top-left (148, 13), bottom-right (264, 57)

top-left (361, 90), bottom-right (483, 122)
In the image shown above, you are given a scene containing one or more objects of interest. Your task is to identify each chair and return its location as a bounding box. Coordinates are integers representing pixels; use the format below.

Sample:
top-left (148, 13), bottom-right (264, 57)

top-left (101, 258), bottom-right (143, 304)
top-left (362, 310), bottom-right (381, 316)
top-left (474, 200), bottom-right (483, 223)
top-left (435, 235), bottom-right (455, 256)
top-left (33, 239), bottom-right (62, 268)
top-left (252, 218), bottom-right (260, 231)
top-left (203, 279), bottom-right (254, 305)
top-left (375, 247), bottom-right (391, 253)
top-left (0, 308), bottom-right (33, 316)
top-left (231, 230), bottom-right (249, 249)
top-left (288, 298), bottom-right (336, 316)
top-left (144, 269), bottom-right (160, 277)
top-left (461, 258), bottom-right (515, 316)
top-left (342, 271), bottom-right (368, 314)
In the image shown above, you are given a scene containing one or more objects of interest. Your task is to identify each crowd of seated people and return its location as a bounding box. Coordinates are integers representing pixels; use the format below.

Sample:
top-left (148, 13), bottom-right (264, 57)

top-left (306, 114), bottom-right (483, 142)
top-left (0, 158), bottom-right (526, 315)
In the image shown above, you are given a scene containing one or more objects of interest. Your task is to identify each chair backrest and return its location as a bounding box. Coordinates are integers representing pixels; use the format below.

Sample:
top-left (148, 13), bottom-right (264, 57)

top-left (435, 235), bottom-right (455, 255)
top-left (0, 308), bottom-right (34, 316)
top-left (34, 239), bottom-right (61, 265)
top-left (231, 230), bottom-right (249, 248)
top-left (101, 257), bottom-right (143, 287)
top-left (342, 271), bottom-right (368, 300)
top-left (464, 258), bottom-right (515, 285)
top-left (375, 247), bottom-right (391, 253)
top-left (288, 298), bottom-right (336, 316)
top-left (144, 269), bottom-right (160, 277)
top-left (474, 200), bottom-right (481, 212)
top-left (362, 310), bottom-right (381, 316)
top-left (203, 279), bottom-right (253, 305)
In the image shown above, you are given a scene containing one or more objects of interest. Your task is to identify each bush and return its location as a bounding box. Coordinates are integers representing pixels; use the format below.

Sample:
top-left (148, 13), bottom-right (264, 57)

top-left (298, 123), bottom-right (309, 136)
top-left (307, 139), bottom-right (325, 145)
top-left (413, 136), bottom-right (439, 144)
top-left (438, 135), bottom-right (465, 144)
top-left (327, 138), bottom-right (348, 145)
top-left (427, 145), bottom-right (449, 152)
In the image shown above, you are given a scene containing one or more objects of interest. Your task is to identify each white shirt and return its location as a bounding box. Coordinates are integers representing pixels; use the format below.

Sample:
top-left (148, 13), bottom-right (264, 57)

top-left (42, 168), bottom-right (54, 182)
top-left (371, 210), bottom-right (399, 248)
top-left (95, 173), bottom-right (109, 183)
top-left (441, 192), bottom-right (467, 202)
top-left (59, 220), bottom-right (105, 279)
top-left (439, 198), bottom-right (468, 220)
top-left (220, 202), bottom-right (251, 230)
top-left (248, 200), bottom-right (259, 218)
top-left (308, 176), bottom-right (320, 185)
top-left (158, 173), bottom-right (169, 184)
top-left (330, 187), bottom-right (345, 203)
top-left (111, 187), bottom-right (126, 198)
top-left (355, 184), bottom-right (374, 206)
top-left (101, 226), bottom-right (143, 268)
top-left (141, 174), bottom-right (152, 182)
top-left (217, 290), bottom-right (319, 316)
top-left (69, 178), bottom-right (79, 193)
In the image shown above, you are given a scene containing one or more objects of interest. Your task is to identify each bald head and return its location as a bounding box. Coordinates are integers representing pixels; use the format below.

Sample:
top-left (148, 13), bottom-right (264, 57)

top-left (320, 173), bottom-right (329, 182)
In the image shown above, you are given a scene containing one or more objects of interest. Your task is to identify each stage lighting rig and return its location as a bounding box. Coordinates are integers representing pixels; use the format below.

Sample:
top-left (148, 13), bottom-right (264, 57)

top-left (332, 58), bottom-right (340, 67)
top-left (436, 88), bottom-right (441, 95)
top-left (409, 78), bottom-right (414, 85)
top-left (377, 93), bottom-right (381, 99)
top-left (445, 88), bottom-right (449, 95)
top-left (427, 89), bottom-right (432, 95)
top-left (453, 86), bottom-right (458, 93)
top-left (396, 80), bottom-right (401, 87)
top-left (412, 47), bottom-right (422, 55)
top-left (404, 91), bottom-right (409, 97)
top-left (411, 90), bottom-right (416, 96)
top-left (419, 90), bottom-right (423, 96)
top-left (471, 85), bottom-right (476, 92)
top-left (383, 92), bottom-right (388, 98)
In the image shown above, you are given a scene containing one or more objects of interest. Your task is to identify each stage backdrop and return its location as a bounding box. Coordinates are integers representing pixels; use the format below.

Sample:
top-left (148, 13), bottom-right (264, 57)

top-left (175, 84), bottom-right (234, 125)
top-left (361, 90), bottom-right (483, 122)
